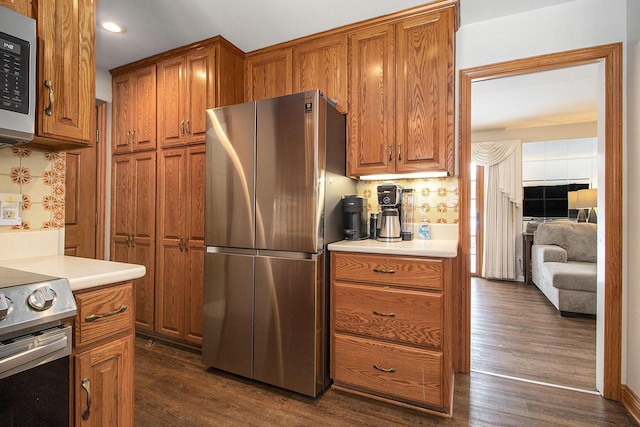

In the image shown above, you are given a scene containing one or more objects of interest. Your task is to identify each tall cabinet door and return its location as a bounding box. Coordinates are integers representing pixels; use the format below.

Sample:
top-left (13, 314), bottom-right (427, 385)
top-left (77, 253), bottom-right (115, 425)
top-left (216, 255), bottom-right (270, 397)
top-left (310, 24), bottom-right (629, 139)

top-left (156, 148), bottom-right (187, 339)
top-left (346, 24), bottom-right (395, 176)
top-left (35, 0), bottom-right (95, 145)
top-left (112, 75), bottom-right (134, 153)
top-left (185, 49), bottom-right (216, 144)
top-left (110, 155), bottom-right (133, 262)
top-left (245, 49), bottom-right (292, 102)
top-left (132, 65), bottom-right (157, 151)
top-left (157, 57), bottom-right (186, 147)
top-left (131, 151), bottom-right (157, 331)
top-left (395, 9), bottom-right (454, 175)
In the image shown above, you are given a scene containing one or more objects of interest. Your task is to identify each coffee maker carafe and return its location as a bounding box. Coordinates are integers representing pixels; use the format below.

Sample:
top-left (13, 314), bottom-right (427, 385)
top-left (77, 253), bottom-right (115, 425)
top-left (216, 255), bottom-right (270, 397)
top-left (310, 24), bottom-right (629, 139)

top-left (377, 184), bottom-right (402, 242)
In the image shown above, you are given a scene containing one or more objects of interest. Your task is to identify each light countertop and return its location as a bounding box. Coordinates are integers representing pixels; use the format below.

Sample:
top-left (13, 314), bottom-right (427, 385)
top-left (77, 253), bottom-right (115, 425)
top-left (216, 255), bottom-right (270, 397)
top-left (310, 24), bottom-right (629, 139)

top-left (328, 239), bottom-right (458, 258)
top-left (0, 255), bottom-right (146, 292)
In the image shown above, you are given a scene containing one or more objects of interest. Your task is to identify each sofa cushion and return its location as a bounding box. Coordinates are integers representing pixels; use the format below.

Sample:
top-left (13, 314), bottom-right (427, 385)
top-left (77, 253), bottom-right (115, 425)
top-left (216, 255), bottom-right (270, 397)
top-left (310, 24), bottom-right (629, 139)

top-left (542, 261), bottom-right (597, 292)
top-left (534, 222), bottom-right (597, 262)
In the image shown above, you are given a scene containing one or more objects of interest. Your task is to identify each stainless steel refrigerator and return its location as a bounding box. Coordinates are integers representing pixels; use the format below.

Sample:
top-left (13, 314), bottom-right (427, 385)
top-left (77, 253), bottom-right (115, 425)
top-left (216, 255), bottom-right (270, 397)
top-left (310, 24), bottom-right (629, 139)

top-left (202, 90), bottom-right (355, 397)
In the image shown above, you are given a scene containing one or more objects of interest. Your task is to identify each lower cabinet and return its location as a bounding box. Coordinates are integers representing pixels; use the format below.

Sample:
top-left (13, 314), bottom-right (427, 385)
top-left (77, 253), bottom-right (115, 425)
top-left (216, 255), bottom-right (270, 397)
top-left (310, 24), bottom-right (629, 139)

top-left (72, 282), bottom-right (135, 426)
top-left (330, 252), bottom-right (453, 416)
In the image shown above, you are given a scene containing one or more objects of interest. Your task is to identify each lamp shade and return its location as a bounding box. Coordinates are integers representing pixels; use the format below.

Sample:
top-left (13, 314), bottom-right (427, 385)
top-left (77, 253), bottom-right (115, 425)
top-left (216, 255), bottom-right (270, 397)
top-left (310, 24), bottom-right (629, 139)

top-left (568, 191), bottom-right (578, 209)
top-left (577, 188), bottom-right (597, 209)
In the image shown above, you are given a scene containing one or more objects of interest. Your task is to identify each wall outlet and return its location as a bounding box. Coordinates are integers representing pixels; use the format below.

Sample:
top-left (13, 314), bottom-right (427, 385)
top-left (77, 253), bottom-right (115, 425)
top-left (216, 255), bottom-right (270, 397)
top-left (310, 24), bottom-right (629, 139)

top-left (0, 193), bottom-right (22, 226)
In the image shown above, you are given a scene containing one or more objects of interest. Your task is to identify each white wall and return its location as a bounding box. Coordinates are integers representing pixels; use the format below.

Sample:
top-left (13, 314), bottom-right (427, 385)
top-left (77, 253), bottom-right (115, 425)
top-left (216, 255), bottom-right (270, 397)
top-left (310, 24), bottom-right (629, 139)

top-left (457, 0), bottom-right (629, 394)
top-left (96, 67), bottom-right (113, 259)
top-left (625, 0), bottom-right (640, 396)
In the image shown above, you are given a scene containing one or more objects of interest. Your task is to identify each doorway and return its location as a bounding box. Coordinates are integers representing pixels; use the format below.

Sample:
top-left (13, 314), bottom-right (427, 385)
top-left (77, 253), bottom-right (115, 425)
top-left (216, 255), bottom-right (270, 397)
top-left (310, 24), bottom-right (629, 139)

top-left (455, 43), bottom-right (623, 400)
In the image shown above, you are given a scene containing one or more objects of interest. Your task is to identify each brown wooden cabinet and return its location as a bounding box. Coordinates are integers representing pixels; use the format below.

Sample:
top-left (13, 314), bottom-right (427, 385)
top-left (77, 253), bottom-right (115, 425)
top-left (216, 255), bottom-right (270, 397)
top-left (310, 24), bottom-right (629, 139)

top-left (293, 33), bottom-right (348, 113)
top-left (0, 0), bottom-right (31, 16)
top-left (110, 152), bottom-right (156, 332)
top-left (27, 0), bottom-right (96, 150)
top-left (155, 145), bottom-right (206, 345)
top-left (73, 282), bottom-right (135, 426)
top-left (245, 48), bottom-right (292, 101)
top-left (157, 48), bottom-right (215, 147)
top-left (330, 251), bottom-right (453, 416)
top-left (112, 65), bottom-right (157, 153)
top-left (346, 5), bottom-right (456, 177)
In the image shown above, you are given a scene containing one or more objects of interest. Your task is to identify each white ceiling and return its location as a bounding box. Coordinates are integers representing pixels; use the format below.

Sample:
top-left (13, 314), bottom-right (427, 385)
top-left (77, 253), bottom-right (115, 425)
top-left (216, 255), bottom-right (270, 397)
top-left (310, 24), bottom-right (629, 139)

top-left (96, 0), bottom-right (592, 132)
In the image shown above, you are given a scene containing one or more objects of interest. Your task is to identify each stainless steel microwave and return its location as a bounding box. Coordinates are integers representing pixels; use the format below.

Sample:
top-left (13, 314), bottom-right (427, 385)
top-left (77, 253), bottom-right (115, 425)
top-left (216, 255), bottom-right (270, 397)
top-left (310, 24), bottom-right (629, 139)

top-left (0, 6), bottom-right (36, 147)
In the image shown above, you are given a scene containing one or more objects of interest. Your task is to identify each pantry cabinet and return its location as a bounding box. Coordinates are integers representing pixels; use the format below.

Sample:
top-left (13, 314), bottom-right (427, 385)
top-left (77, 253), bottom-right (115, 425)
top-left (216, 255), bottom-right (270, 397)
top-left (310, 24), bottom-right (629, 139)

top-left (155, 145), bottom-right (206, 345)
top-left (330, 251), bottom-right (453, 416)
top-left (346, 5), bottom-right (456, 177)
top-left (292, 33), bottom-right (348, 113)
top-left (110, 152), bottom-right (156, 332)
top-left (73, 282), bottom-right (135, 426)
top-left (245, 48), bottom-right (292, 101)
top-left (112, 65), bottom-right (157, 153)
top-left (31, 0), bottom-right (96, 149)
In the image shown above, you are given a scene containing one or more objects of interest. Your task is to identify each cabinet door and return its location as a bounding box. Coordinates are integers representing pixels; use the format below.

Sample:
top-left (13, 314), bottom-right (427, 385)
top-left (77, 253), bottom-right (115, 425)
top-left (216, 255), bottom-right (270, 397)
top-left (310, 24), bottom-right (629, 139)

top-left (396, 10), bottom-right (454, 175)
top-left (131, 152), bottom-right (156, 331)
top-left (112, 75), bottom-right (134, 154)
top-left (157, 57), bottom-right (186, 147)
top-left (185, 49), bottom-right (216, 144)
top-left (75, 335), bottom-right (134, 427)
top-left (110, 155), bottom-right (133, 258)
top-left (347, 24), bottom-right (395, 177)
top-left (185, 145), bottom-right (206, 344)
top-left (132, 65), bottom-right (157, 151)
top-left (156, 148), bottom-right (187, 339)
top-left (36, 0), bottom-right (95, 145)
top-left (0, 0), bottom-right (31, 16)
top-left (293, 34), bottom-right (348, 113)
top-left (245, 48), bottom-right (292, 101)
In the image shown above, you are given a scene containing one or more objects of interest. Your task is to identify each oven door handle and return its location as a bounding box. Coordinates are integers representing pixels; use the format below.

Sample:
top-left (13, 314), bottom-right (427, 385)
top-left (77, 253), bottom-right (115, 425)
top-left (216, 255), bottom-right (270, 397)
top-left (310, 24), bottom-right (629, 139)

top-left (0, 327), bottom-right (71, 379)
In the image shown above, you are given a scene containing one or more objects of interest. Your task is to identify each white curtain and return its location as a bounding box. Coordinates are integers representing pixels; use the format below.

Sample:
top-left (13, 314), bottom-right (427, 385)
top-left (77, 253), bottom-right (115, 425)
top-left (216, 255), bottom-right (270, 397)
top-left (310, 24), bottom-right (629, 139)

top-left (472, 140), bottom-right (522, 280)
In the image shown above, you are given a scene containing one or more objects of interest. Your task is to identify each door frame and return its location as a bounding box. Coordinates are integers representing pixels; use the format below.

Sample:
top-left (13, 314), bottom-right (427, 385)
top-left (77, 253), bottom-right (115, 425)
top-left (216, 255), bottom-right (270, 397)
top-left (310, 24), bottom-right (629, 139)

top-left (455, 43), bottom-right (623, 400)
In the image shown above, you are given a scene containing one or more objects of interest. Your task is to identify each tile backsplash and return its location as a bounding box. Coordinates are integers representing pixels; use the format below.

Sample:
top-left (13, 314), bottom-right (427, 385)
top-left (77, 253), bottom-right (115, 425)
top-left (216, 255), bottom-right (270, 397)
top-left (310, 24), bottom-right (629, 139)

top-left (356, 177), bottom-right (459, 224)
top-left (0, 147), bottom-right (66, 230)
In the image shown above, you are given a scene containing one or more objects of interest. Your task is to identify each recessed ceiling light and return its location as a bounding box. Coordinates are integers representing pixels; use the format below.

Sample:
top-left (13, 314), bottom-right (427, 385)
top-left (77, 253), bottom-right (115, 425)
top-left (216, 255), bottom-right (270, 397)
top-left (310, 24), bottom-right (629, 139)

top-left (102, 21), bottom-right (126, 33)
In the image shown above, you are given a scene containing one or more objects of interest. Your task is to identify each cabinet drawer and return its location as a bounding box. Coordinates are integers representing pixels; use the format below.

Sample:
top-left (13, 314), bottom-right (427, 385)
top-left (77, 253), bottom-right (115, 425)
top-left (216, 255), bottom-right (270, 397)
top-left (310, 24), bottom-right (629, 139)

top-left (74, 283), bottom-right (134, 348)
top-left (333, 333), bottom-right (443, 408)
top-left (333, 252), bottom-right (443, 290)
top-left (334, 282), bottom-right (442, 348)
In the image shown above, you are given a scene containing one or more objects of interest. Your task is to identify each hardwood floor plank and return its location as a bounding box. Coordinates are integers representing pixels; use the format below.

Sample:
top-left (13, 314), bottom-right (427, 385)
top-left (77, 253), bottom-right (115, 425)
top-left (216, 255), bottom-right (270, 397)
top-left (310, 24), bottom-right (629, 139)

top-left (470, 277), bottom-right (597, 391)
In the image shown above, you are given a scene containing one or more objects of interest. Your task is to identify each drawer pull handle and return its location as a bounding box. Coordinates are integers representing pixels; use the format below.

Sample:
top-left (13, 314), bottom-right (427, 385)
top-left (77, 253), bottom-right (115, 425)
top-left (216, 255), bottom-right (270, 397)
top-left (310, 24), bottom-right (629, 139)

top-left (373, 310), bottom-right (396, 317)
top-left (373, 364), bottom-right (396, 373)
top-left (81, 377), bottom-right (92, 420)
top-left (85, 305), bottom-right (128, 322)
top-left (372, 268), bottom-right (395, 274)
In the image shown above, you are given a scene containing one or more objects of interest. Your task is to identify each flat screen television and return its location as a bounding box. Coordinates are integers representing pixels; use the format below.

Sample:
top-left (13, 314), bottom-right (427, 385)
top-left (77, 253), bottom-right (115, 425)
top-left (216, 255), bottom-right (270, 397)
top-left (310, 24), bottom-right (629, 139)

top-left (522, 183), bottom-right (590, 218)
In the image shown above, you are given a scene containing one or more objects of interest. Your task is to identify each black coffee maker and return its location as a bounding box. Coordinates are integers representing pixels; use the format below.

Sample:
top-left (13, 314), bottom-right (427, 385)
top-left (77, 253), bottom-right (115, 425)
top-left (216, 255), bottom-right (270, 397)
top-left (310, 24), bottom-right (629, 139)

top-left (342, 195), bottom-right (368, 240)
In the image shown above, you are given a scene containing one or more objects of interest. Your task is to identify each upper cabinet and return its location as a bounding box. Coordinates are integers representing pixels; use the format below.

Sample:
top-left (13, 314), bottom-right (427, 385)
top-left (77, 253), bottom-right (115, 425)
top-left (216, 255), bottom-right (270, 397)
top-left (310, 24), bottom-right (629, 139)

top-left (112, 65), bottom-right (157, 154)
top-left (347, 4), bottom-right (457, 177)
top-left (292, 34), bottom-right (348, 113)
top-left (245, 49), bottom-right (292, 102)
top-left (0, 0), bottom-right (30, 16)
top-left (31, 0), bottom-right (96, 149)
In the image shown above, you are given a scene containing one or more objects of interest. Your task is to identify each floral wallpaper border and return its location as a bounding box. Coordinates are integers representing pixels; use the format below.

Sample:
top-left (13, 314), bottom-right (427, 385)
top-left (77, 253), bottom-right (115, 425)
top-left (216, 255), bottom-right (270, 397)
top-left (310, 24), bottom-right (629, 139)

top-left (0, 147), bottom-right (66, 230)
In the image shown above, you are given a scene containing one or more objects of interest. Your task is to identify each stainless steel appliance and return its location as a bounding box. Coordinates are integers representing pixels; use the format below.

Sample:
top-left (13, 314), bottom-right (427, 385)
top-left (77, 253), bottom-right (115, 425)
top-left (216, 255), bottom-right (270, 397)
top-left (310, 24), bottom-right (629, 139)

top-left (0, 266), bottom-right (77, 426)
top-left (342, 195), bottom-right (368, 240)
top-left (0, 6), bottom-right (36, 147)
top-left (202, 89), bottom-right (355, 397)
top-left (377, 184), bottom-right (403, 242)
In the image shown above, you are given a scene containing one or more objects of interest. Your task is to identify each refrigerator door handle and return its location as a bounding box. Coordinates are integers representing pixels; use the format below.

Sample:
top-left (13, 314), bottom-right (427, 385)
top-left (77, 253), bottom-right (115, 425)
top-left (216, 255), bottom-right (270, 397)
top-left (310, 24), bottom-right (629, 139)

top-left (206, 246), bottom-right (258, 256)
top-left (257, 250), bottom-right (319, 260)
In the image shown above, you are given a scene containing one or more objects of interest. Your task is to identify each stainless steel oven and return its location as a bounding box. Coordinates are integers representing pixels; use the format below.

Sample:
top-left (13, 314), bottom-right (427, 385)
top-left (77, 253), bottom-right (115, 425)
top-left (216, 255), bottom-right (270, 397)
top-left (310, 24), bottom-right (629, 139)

top-left (0, 266), bottom-right (77, 426)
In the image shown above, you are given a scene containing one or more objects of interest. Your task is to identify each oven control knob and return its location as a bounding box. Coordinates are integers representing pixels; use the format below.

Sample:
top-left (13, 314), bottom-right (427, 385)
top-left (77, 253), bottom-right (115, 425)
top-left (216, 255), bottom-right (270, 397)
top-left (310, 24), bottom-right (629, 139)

top-left (28, 286), bottom-right (56, 311)
top-left (0, 293), bottom-right (12, 320)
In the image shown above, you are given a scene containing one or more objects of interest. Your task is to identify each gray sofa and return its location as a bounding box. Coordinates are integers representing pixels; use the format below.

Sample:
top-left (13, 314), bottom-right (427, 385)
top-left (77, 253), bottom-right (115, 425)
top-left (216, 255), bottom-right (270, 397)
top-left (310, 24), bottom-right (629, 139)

top-left (531, 222), bottom-right (597, 316)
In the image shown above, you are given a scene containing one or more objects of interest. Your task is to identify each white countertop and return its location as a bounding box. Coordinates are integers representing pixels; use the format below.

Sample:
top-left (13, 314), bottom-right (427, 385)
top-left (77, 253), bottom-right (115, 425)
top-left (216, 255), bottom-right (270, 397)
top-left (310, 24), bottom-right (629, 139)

top-left (328, 239), bottom-right (458, 258)
top-left (0, 255), bottom-right (146, 292)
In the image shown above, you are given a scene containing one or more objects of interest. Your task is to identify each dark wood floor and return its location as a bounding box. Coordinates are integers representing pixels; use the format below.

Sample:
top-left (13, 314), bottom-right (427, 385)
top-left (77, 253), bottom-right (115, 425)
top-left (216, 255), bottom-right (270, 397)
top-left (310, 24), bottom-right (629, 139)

top-left (132, 267), bottom-right (615, 425)
top-left (470, 277), bottom-right (596, 391)
top-left (135, 316), bottom-right (635, 427)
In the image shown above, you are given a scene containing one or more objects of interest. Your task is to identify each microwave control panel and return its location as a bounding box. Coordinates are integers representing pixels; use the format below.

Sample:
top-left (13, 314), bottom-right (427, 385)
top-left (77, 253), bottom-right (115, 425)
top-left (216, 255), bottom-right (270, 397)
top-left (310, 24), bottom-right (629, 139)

top-left (0, 31), bottom-right (30, 115)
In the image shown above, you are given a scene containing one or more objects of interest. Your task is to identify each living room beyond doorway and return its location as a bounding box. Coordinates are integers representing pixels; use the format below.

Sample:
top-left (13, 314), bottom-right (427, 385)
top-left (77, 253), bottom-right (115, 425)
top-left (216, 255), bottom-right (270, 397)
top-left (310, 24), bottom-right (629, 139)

top-left (470, 277), bottom-right (596, 392)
